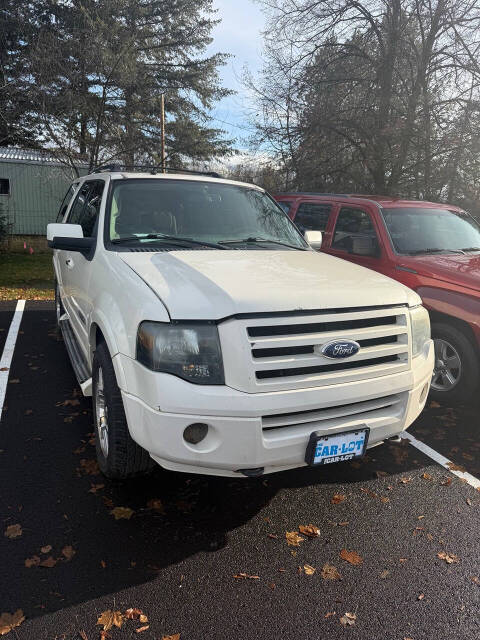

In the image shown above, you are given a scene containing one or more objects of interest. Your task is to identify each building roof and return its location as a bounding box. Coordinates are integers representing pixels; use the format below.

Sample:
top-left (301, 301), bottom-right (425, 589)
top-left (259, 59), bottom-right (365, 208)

top-left (0, 147), bottom-right (88, 167)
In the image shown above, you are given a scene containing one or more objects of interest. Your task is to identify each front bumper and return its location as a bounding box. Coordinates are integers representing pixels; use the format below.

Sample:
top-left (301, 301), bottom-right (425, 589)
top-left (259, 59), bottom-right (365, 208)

top-left (115, 341), bottom-right (434, 477)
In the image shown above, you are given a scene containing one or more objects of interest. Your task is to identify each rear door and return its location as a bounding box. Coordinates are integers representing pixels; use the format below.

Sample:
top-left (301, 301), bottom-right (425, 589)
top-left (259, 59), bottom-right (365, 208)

top-left (292, 201), bottom-right (335, 244)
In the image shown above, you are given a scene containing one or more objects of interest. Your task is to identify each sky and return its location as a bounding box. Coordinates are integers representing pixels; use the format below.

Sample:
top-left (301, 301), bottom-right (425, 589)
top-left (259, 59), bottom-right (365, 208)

top-left (206, 0), bottom-right (266, 147)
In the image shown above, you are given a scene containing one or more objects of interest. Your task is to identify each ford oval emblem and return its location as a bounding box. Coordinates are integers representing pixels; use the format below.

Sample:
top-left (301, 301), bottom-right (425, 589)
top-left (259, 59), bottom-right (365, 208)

top-left (320, 339), bottom-right (360, 359)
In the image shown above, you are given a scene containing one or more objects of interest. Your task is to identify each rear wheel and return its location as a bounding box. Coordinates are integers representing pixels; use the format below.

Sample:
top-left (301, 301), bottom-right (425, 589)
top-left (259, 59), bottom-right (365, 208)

top-left (430, 322), bottom-right (480, 404)
top-left (92, 340), bottom-right (155, 479)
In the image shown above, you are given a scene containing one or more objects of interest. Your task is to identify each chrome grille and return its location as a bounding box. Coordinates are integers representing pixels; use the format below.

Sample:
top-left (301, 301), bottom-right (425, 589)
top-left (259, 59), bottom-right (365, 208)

top-left (218, 306), bottom-right (410, 393)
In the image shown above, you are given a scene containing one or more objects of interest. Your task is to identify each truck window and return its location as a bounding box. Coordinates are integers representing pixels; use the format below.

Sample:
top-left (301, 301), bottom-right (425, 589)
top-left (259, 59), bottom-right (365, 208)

top-left (67, 183), bottom-right (91, 226)
top-left (78, 181), bottom-right (105, 237)
top-left (56, 184), bottom-right (78, 222)
top-left (295, 202), bottom-right (332, 232)
top-left (277, 201), bottom-right (293, 214)
top-left (332, 207), bottom-right (379, 256)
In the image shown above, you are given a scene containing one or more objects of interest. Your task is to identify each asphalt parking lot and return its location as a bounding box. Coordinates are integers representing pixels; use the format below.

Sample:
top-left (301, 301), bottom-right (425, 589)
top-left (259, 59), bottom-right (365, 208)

top-left (0, 301), bottom-right (479, 640)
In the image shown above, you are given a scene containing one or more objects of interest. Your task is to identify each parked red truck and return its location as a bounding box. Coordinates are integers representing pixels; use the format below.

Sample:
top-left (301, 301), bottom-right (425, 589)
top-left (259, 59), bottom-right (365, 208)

top-left (274, 193), bottom-right (480, 403)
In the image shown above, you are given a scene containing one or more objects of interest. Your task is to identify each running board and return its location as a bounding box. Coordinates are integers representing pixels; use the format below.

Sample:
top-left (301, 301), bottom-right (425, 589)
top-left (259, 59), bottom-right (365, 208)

top-left (59, 317), bottom-right (92, 396)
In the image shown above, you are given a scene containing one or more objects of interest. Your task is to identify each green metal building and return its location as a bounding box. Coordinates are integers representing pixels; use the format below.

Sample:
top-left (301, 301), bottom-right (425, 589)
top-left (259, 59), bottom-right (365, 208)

top-left (0, 147), bottom-right (87, 237)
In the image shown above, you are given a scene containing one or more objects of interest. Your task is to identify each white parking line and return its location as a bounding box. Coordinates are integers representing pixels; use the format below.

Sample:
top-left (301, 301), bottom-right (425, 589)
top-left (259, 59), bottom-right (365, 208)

top-left (0, 300), bottom-right (26, 422)
top-left (402, 432), bottom-right (480, 490)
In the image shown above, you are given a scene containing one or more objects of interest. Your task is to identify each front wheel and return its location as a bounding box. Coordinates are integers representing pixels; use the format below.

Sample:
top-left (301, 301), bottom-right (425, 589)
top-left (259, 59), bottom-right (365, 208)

top-left (430, 322), bottom-right (480, 404)
top-left (92, 341), bottom-right (155, 479)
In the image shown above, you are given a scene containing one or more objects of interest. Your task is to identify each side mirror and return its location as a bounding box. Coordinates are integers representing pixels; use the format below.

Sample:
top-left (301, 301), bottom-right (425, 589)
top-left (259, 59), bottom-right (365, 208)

top-left (352, 236), bottom-right (379, 257)
top-left (47, 223), bottom-right (94, 252)
top-left (305, 230), bottom-right (323, 250)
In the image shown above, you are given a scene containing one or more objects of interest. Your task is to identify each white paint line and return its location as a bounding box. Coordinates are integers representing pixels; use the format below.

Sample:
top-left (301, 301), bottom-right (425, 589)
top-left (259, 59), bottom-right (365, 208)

top-left (0, 300), bottom-right (26, 422)
top-left (402, 432), bottom-right (480, 490)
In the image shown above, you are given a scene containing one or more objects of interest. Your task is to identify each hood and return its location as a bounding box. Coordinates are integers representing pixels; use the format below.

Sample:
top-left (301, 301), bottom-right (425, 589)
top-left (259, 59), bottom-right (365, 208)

top-left (119, 249), bottom-right (419, 320)
top-left (398, 253), bottom-right (480, 293)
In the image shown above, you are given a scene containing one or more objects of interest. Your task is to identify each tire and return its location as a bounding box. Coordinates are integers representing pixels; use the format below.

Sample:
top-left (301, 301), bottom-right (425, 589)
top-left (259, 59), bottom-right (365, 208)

top-left (430, 322), bottom-right (480, 405)
top-left (92, 340), bottom-right (155, 479)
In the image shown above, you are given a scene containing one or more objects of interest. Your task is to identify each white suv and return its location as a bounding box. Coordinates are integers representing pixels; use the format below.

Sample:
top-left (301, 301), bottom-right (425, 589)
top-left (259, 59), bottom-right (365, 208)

top-left (47, 168), bottom-right (434, 479)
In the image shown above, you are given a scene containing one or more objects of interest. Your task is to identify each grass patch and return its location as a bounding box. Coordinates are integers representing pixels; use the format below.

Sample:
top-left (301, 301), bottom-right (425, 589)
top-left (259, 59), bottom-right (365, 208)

top-left (0, 253), bottom-right (54, 300)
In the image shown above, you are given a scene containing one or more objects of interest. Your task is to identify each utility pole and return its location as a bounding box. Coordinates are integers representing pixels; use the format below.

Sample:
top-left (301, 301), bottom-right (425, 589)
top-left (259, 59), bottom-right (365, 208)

top-left (160, 94), bottom-right (166, 173)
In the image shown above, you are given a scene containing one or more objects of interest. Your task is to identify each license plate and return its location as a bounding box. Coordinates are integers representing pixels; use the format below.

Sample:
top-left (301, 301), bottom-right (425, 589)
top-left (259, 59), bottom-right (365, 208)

top-left (305, 427), bottom-right (370, 466)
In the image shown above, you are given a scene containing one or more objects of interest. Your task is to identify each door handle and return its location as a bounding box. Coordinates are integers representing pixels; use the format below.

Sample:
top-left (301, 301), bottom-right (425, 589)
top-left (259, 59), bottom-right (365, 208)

top-left (65, 258), bottom-right (74, 269)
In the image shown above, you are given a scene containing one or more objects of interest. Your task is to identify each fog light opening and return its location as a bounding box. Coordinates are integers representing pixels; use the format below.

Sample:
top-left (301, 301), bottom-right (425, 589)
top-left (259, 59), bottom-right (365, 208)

top-left (183, 423), bottom-right (209, 445)
top-left (420, 382), bottom-right (429, 404)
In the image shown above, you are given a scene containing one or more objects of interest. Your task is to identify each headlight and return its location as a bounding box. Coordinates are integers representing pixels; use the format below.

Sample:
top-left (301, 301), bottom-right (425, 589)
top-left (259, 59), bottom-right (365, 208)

top-left (409, 306), bottom-right (431, 357)
top-left (137, 321), bottom-right (224, 384)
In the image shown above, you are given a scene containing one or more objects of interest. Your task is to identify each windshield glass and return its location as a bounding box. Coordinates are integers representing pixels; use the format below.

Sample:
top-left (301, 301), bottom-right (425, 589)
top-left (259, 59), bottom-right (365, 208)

top-left (107, 179), bottom-right (307, 249)
top-left (381, 207), bottom-right (480, 254)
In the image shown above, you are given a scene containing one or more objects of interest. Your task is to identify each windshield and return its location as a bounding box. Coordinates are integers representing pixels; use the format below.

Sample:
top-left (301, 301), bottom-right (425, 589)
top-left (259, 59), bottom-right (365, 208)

top-left (107, 179), bottom-right (307, 249)
top-left (381, 207), bottom-right (480, 255)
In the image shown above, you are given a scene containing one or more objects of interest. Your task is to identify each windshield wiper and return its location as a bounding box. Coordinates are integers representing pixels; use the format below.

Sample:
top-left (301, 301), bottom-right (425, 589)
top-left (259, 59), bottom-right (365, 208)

top-left (404, 248), bottom-right (465, 255)
top-left (219, 237), bottom-right (306, 250)
top-left (111, 234), bottom-right (228, 250)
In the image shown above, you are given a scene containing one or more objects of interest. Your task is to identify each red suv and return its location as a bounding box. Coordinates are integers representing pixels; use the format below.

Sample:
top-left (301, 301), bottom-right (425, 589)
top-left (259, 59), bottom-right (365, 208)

top-left (274, 193), bottom-right (480, 403)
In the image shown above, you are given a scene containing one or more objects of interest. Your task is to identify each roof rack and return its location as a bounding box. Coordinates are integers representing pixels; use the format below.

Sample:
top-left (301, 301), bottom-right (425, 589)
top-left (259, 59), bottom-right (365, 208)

top-left (93, 164), bottom-right (223, 179)
top-left (276, 192), bottom-right (352, 197)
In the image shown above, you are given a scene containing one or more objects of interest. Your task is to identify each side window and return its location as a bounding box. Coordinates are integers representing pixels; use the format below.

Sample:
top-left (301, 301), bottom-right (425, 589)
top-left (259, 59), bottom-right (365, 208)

top-left (78, 181), bottom-right (105, 237)
top-left (56, 184), bottom-right (78, 222)
top-left (0, 178), bottom-right (10, 195)
top-left (332, 207), bottom-right (380, 256)
top-left (295, 202), bottom-right (332, 232)
top-left (67, 182), bottom-right (91, 226)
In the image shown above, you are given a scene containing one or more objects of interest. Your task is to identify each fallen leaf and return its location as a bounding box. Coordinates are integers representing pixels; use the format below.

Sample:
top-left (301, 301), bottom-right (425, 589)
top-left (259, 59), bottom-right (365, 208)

top-left (421, 472), bottom-right (433, 480)
top-left (162, 635), bottom-right (181, 640)
top-left (437, 551), bottom-right (459, 564)
top-left (267, 533), bottom-right (278, 539)
top-left (25, 556), bottom-right (41, 568)
top-left (340, 549), bottom-right (363, 565)
top-left (78, 459), bottom-right (100, 476)
top-left (8, 379), bottom-right (20, 384)
top-left (99, 631), bottom-right (110, 640)
top-left (147, 498), bottom-right (165, 512)
top-left (325, 611), bottom-right (336, 619)
top-left (286, 531), bottom-right (304, 546)
top-left (40, 545), bottom-right (52, 554)
top-left (379, 569), bottom-right (390, 579)
top-left (4, 524), bottom-right (22, 539)
top-left (321, 563), bottom-right (341, 580)
top-left (331, 494), bottom-right (346, 504)
top-left (340, 612), bottom-right (356, 626)
top-left (40, 556), bottom-right (57, 568)
top-left (441, 476), bottom-right (452, 486)
top-left (429, 400), bottom-right (441, 408)
top-left (125, 609), bottom-right (147, 621)
top-left (298, 524), bottom-right (320, 538)
top-left (58, 398), bottom-right (81, 407)
top-left (110, 507), bottom-right (134, 520)
top-left (466, 498), bottom-right (472, 506)
top-left (0, 610), bottom-right (25, 635)
top-left (447, 462), bottom-right (466, 472)
top-left (233, 573), bottom-right (260, 580)
top-left (399, 476), bottom-right (412, 484)
top-left (62, 545), bottom-right (75, 561)
top-left (135, 626), bottom-right (149, 634)
top-left (268, 582), bottom-right (276, 590)
top-left (418, 593), bottom-right (425, 600)
top-left (97, 610), bottom-right (124, 631)
top-left (88, 483), bottom-right (104, 494)
top-left (304, 564), bottom-right (316, 575)
top-left (78, 631), bottom-right (88, 640)
top-left (0, 367), bottom-right (8, 372)
top-left (471, 576), bottom-right (479, 585)
top-left (100, 560), bottom-right (106, 569)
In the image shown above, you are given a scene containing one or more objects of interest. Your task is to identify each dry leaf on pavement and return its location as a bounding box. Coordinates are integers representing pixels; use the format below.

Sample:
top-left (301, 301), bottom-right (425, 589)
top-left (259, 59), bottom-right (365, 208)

top-left (110, 507), bottom-right (134, 520)
top-left (421, 472), bottom-right (433, 480)
top-left (340, 612), bottom-right (356, 626)
top-left (97, 610), bottom-right (124, 631)
top-left (304, 564), bottom-right (316, 575)
top-left (340, 549), bottom-right (363, 565)
top-left (437, 551), bottom-right (459, 564)
top-left (4, 524), bottom-right (22, 539)
top-left (234, 573), bottom-right (260, 580)
top-left (135, 626), bottom-right (149, 634)
top-left (40, 545), bottom-right (52, 554)
top-left (440, 476), bottom-right (452, 486)
top-left (298, 524), bottom-right (320, 538)
top-left (39, 556), bottom-right (57, 568)
top-left (0, 610), bottom-right (25, 635)
top-left (331, 494), bottom-right (346, 504)
top-left (147, 499), bottom-right (165, 512)
top-left (286, 531), bottom-right (304, 546)
top-left (25, 555), bottom-right (41, 568)
top-left (88, 484), bottom-right (104, 494)
top-left (162, 635), bottom-right (180, 640)
top-left (79, 459), bottom-right (100, 476)
top-left (62, 545), bottom-right (76, 561)
top-left (78, 631), bottom-right (88, 640)
top-left (321, 563), bottom-right (341, 580)
top-left (447, 462), bottom-right (466, 472)
top-left (125, 609), bottom-right (148, 622)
